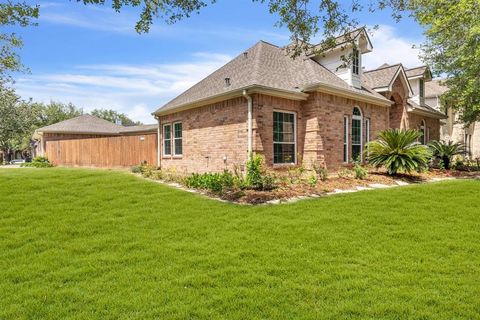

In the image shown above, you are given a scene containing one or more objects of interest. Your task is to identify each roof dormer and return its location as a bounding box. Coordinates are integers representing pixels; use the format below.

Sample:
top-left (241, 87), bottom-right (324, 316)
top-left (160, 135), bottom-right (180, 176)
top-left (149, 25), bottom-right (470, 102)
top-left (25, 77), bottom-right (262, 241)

top-left (405, 66), bottom-right (432, 106)
top-left (310, 28), bottom-right (372, 89)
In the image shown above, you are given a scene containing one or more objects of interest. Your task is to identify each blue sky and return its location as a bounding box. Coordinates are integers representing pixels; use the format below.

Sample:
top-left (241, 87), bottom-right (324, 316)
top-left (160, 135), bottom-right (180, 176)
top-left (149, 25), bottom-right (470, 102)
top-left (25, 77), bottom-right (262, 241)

top-left (13, 0), bottom-right (426, 123)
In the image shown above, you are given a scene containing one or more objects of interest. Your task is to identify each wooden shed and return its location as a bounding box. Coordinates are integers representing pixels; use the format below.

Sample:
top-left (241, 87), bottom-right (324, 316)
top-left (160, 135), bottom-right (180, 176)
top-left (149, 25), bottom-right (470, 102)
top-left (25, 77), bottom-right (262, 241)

top-left (33, 115), bottom-right (158, 168)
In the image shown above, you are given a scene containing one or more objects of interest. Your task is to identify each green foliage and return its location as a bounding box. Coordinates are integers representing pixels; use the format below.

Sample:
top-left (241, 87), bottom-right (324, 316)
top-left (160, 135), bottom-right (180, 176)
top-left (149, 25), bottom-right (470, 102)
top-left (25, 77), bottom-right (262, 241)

top-left (184, 170), bottom-right (235, 193)
top-left (366, 129), bottom-right (432, 176)
top-left (312, 162), bottom-right (328, 181)
top-left (410, 0), bottom-right (480, 124)
top-left (353, 161), bottom-right (368, 180)
top-left (308, 174), bottom-right (318, 187)
top-left (0, 1), bottom-right (39, 82)
top-left (428, 140), bottom-right (466, 170)
top-left (246, 154), bottom-right (265, 189)
top-left (91, 109), bottom-right (141, 126)
top-left (21, 156), bottom-right (53, 168)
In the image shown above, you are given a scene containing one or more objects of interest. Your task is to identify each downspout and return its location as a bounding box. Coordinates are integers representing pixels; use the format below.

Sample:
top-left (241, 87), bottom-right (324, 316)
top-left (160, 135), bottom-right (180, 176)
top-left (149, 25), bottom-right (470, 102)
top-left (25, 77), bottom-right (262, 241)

top-left (243, 90), bottom-right (253, 158)
top-left (155, 116), bottom-right (161, 168)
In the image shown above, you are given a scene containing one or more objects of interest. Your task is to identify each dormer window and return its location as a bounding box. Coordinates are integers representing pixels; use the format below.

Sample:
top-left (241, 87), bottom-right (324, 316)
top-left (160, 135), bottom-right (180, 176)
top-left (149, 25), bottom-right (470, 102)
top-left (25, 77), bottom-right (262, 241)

top-left (419, 78), bottom-right (425, 98)
top-left (352, 48), bottom-right (360, 75)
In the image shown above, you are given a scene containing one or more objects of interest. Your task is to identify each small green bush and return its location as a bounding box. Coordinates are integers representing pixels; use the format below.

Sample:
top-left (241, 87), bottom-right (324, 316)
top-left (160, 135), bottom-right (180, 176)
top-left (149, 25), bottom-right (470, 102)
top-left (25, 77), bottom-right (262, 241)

top-left (21, 156), bottom-right (53, 168)
top-left (308, 174), bottom-right (318, 187)
top-left (312, 162), bottom-right (328, 181)
top-left (184, 170), bottom-right (235, 193)
top-left (353, 162), bottom-right (368, 179)
top-left (131, 165), bottom-right (142, 173)
top-left (246, 154), bottom-right (264, 189)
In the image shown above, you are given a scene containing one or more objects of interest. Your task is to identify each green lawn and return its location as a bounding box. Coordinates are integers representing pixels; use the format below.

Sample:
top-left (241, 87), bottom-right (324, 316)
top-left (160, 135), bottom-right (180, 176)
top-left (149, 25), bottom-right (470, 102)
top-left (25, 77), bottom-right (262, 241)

top-left (1, 168), bottom-right (479, 319)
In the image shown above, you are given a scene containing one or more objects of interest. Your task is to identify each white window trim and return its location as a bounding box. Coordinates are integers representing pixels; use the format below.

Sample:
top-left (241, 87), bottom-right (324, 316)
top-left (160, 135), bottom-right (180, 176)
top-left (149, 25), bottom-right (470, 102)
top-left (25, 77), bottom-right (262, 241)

top-left (343, 115), bottom-right (349, 163)
top-left (273, 110), bottom-right (297, 166)
top-left (352, 48), bottom-right (360, 75)
top-left (162, 123), bottom-right (172, 157)
top-left (352, 107), bottom-right (363, 161)
top-left (173, 121), bottom-right (183, 157)
top-left (365, 118), bottom-right (371, 144)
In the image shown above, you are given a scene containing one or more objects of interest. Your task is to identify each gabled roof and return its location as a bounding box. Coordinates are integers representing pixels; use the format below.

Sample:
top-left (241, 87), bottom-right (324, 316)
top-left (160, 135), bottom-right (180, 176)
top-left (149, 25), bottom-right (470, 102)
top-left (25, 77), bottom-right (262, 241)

top-left (35, 114), bottom-right (156, 135)
top-left (363, 63), bottom-right (413, 95)
top-left (407, 99), bottom-right (447, 119)
top-left (154, 40), bottom-right (390, 115)
top-left (310, 27), bottom-right (373, 54)
top-left (425, 79), bottom-right (448, 98)
top-left (405, 66), bottom-right (432, 80)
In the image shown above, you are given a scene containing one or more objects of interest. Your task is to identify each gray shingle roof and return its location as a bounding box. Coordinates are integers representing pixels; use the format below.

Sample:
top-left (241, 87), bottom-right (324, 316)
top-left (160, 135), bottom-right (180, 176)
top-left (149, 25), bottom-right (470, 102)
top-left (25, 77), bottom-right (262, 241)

top-left (363, 64), bottom-right (401, 89)
top-left (407, 99), bottom-right (447, 119)
top-left (425, 79), bottom-right (448, 98)
top-left (35, 114), bottom-right (156, 135)
top-left (405, 66), bottom-right (428, 78)
top-left (155, 41), bottom-right (388, 114)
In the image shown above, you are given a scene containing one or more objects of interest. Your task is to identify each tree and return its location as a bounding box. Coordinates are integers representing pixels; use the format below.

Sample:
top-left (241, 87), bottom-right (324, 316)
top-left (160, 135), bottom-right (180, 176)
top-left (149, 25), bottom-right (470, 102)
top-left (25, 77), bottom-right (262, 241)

top-left (410, 0), bottom-right (480, 124)
top-left (0, 86), bottom-right (36, 161)
top-left (428, 140), bottom-right (466, 170)
top-left (91, 109), bottom-right (141, 126)
top-left (0, 1), bottom-right (39, 83)
top-left (36, 102), bottom-right (83, 127)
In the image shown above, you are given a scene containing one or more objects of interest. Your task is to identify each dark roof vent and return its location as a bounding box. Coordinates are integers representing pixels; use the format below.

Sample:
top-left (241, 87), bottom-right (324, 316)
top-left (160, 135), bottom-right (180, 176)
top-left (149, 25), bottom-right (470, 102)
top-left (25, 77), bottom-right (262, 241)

top-left (243, 52), bottom-right (248, 59)
top-left (224, 77), bottom-right (231, 87)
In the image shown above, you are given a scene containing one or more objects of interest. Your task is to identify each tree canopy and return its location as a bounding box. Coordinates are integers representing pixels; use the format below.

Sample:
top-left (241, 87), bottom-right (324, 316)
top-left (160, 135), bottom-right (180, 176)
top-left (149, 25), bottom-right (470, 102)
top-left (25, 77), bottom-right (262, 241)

top-left (91, 109), bottom-right (142, 126)
top-left (2, 0), bottom-right (479, 123)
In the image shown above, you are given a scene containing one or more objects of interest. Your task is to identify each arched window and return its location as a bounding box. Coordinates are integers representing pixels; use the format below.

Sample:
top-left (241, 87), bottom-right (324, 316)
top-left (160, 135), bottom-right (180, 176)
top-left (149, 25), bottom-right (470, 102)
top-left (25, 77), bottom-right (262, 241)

top-left (352, 107), bottom-right (363, 161)
top-left (420, 120), bottom-right (426, 144)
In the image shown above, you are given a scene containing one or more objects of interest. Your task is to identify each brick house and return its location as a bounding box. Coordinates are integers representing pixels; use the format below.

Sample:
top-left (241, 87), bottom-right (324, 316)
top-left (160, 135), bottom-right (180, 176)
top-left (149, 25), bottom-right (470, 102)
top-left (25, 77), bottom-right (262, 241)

top-left (153, 29), bottom-right (446, 173)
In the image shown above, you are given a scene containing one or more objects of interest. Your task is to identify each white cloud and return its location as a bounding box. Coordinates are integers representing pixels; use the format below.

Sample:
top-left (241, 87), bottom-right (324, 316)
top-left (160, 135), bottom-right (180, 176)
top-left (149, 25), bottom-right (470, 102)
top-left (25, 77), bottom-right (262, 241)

top-left (363, 25), bottom-right (424, 70)
top-left (15, 52), bottom-right (232, 124)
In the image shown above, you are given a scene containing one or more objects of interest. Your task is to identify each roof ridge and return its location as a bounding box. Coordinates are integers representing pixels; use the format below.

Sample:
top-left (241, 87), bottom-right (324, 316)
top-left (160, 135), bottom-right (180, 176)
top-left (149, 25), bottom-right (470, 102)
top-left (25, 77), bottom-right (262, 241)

top-left (251, 41), bottom-right (265, 86)
top-left (364, 63), bottom-right (402, 73)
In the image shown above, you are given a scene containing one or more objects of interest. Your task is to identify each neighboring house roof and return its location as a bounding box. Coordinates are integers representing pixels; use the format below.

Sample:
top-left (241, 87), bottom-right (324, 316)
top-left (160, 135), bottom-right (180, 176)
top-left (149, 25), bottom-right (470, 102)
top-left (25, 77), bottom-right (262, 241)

top-left (35, 114), bottom-right (156, 135)
top-left (407, 99), bottom-right (447, 119)
top-left (154, 40), bottom-right (390, 115)
top-left (405, 65), bottom-right (432, 80)
top-left (363, 63), bottom-right (413, 95)
top-left (425, 79), bottom-right (448, 98)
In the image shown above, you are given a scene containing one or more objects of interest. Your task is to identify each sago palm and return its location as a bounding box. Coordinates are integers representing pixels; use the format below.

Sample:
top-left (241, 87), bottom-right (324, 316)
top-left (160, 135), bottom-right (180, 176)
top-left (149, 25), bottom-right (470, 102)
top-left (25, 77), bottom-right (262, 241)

top-left (366, 129), bottom-right (432, 175)
top-left (428, 140), bottom-right (466, 169)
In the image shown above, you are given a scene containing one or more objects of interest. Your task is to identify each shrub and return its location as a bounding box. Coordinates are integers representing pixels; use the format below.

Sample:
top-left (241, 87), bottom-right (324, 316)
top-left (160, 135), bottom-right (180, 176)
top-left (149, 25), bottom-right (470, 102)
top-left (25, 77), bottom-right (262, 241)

top-left (131, 165), bottom-right (142, 173)
top-left (245, 154), bottom-right (277, 190)
top-left (312, 162), bottom-right (328, 181)
top-left (246, 154), bottom-right (264, 189)
top-left (308, 174), bottom-right (318, 187)
top-left (353, 161), bottom-right (368, 179)
top-left (428, 140), bottom-right (466, 170)
top-left (21, 156), bottom-right (53, 168)
top-left (366, 129), bottom-right (432, 175)
top-left (184, 170), bottom-right (235, 193)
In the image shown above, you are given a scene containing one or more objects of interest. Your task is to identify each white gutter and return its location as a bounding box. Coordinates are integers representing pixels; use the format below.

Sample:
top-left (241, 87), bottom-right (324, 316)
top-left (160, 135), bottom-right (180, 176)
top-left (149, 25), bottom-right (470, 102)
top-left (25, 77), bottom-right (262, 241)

top-left (243, 90), bottom-right (253, 158)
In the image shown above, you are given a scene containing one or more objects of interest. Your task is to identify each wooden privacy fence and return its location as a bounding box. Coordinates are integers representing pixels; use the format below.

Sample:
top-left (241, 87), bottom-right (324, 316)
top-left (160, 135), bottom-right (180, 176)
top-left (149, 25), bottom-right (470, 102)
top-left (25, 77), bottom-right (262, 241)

top-left (46, 134), bottom-right (157, 167)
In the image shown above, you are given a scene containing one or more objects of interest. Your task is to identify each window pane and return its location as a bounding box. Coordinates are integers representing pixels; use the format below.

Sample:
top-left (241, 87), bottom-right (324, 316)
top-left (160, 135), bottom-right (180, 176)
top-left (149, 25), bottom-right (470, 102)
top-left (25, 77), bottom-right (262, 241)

top-left (174, 138), bottom-right (182, 155)
top-left (274, 143), bottom-right (295, 164)
top-left (273, 111), bottom-right (295, 143)
top-left (352, 119), bottom-right (361, 144)
top-left (164, 125), bottom-right (171, 139)
top-left (164, 140), bottom-right (171, 155)
top-left (174, 123), bottom-right (182, 138)
top-left (352, 145), bottom-right (361, 161)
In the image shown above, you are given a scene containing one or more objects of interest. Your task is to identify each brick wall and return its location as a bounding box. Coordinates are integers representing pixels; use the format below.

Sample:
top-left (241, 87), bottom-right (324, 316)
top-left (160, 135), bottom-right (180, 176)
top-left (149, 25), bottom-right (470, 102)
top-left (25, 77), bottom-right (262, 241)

top-left (158, 92), bottom-right (391, 173)
top-left (408, 113), bottom-right (440, 142)
top-left (159, 97), bottom-right (248, 174)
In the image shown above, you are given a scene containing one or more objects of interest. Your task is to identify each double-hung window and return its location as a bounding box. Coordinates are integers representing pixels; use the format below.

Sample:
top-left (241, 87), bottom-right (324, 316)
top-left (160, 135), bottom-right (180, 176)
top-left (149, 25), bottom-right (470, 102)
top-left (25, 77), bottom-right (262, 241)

top-left (163, 124), bottom-right (172, 156)
top-left (163, 122), bottom-right (183, 156)
top-left (173, 122), bottom-right (182, 156)
top-left (273, 111), bottom-right (296, 164)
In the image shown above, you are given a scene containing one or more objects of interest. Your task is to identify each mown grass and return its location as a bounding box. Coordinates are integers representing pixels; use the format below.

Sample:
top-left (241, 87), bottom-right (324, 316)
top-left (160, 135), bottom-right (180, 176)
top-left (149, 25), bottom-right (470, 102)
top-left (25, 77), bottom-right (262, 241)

top-left (1, 168), bottom-right (479, 319)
